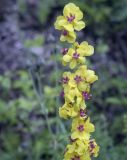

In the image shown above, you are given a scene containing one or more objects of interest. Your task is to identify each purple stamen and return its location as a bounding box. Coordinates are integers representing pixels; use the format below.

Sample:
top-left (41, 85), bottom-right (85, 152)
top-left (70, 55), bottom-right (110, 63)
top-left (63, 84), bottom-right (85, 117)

top-left (89, 140), bottom-right (96, 156)
top-left (77, 125), bottom-right (84, 132)
top-left (73, 52), bottom-right (79, 59)
top-left (62, 48), bottom-right (68, 55)
top-left (67, 13), bottom-right (75, 23)
top-left (89, 141), bottom-right (95, 149)
top-left (90, 143), bottom-right (95, 149)
top-left (62, 30), bottom-right (68, 36)
top-left (62, 76), bottom-right (69, 84)
top-left (74, 75), bottom-right (82, 83)
top-left (82, 91), bottom-right (92, 100)
top-left (80, 109), bottom-right (87, 117)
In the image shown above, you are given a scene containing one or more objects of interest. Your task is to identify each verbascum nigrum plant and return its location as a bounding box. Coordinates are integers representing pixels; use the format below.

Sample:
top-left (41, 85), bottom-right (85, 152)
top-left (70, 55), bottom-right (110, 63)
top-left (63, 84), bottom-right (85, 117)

top-left (54, 3), bottom-right (99, 160)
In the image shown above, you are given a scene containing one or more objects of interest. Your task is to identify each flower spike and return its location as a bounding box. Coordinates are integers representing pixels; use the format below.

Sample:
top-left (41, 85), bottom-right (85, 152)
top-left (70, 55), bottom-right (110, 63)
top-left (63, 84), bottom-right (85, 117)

top-left (54, 3), bottom-right (99, 160)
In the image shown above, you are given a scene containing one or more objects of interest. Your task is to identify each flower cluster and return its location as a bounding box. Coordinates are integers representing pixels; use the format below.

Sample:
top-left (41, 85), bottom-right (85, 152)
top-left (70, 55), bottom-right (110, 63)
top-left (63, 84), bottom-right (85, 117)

top-left (54, 3), bottom-right (99, 160)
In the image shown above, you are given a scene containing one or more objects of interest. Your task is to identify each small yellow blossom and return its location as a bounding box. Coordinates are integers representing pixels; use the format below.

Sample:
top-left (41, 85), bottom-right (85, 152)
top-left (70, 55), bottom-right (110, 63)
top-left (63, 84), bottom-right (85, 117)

top-left (62, 66), bottom-right (92, 96)
top-left (62, 71), bottom-right (86, 106)
top-left (66, 139), bottom-right (88, 155)
top-left (84, 70), bottom-right (98, 84)
top-left (62, 70), bottom-right (90, 92)
top-left (73, 67), bottom-right (90, 92)
top-left (62, 48), bottom-right (86, 69)
top-left (64, 139), bottom-right (99, 160)
top-left (62, 72), bottom-right (74, 88)
top-left (62, 41), bottom-right (94, 69)
top-left (59, 101), bottom-right (87, 119)
top-left (64, 87), bottom-right (84, 107)
top-left (79, 108), bottom-right (88, 119)
top-left (88, 139), bottom-right (100, 157)
top-left (60, 29), bottom-right (76, 43)
top-left (59, 102), bottom-right (78, 119)
top-left (54, 3), bottom-right (85, 32)
top-left (73, 41), bottom-right (94, 56)
top-left (64, 151), bottom-right (90, 160)
top-left (71, 118), bottom-right (95, 140)
top-left (69, 65), bottom-right (98, 86)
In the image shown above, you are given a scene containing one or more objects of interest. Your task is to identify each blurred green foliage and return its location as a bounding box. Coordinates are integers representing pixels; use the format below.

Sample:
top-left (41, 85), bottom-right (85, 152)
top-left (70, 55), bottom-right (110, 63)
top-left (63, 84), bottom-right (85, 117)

top-left (25, 35), bottom-right (44, 48)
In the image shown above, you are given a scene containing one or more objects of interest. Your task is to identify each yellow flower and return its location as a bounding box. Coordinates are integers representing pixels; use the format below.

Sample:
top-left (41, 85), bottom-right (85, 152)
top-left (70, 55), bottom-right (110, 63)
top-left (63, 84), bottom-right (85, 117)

top-left (88, 139), bottom-right (100, 157)
top-left (59, 102), bottom-right (88, 119)
top-left (59, 102), bottom-right (78, 119)
top-left (62, 68), bottom-right (91, 96)
top-left (64, 150), bottom-right (90, 160)
top-left (62, 72), bottom-right (74, 88)
top-left (62, 71), bottom-right (86, 106)
top-left (73, 41), bottom-right (94, 56)
top-left (64, 87), bottom-right (84, 107)
top-left (71, 118), bottom-right (95, 140)
top-left (62, 47), bottom-right (86, 69)
top-left (60, 29), bottom-right (76, 43)
top-left (79, 108), bottom-right (88, 119)
top-left (84, 70), bottom-right (98, 84)
top-left (64, 139), bottom-right (99, 160)
top-left (62, 41), bottom-right (94, 69)
top-left (66, 139), bottom-right (88, 155)
top-left (73, 66), bottom-right (90, 92)
top-left (54, 3), bottom-right (85, 32)
top-left (68, 65), bottom-right (98, 86)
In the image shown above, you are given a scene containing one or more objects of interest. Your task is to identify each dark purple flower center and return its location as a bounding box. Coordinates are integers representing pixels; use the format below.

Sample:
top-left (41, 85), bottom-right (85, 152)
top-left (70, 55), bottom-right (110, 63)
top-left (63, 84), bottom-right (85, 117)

top-left (67, 13), bottom-right (75, 23)
top-left (62, 76), bottom-right (69, 84)
top-left (90, 143), bottom-right (95, 149)
top-left (62, 48), bottom-right (68, 55)
top-left (71, 156), bottom-right (80, 160)
top-left (89, 141), bottom-right (95, 149)
top-left (80, 109), bottom-right (87, 117)
top-left (74, 75), bottom-right (82, 83)
top-left (77, 124), bottom-right (84, 132)
top-left (82, 91), bottom-right (92, 100)
top-left (73, 52), bottom-right (79, 59)
top-left (62, 29), bottom-right (68, 36)
top-left (89, 141), bottom-right (95, 156)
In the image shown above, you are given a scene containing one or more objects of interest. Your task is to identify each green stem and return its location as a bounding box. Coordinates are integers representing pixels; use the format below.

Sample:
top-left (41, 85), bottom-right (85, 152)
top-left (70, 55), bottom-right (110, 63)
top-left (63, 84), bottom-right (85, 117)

top-left (28, 68), bottom-right (56, 143)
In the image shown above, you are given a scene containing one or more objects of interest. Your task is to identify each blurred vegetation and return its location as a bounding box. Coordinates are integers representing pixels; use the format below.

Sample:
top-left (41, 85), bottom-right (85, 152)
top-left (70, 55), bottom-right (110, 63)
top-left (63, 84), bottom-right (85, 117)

top-left (0, 0), bottom-right (127, 159)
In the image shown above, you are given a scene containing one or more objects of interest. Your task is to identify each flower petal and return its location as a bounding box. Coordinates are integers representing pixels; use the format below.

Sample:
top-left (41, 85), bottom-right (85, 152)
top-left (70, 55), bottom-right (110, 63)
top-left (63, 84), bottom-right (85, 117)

top-left (59, 107), bottom-right (67, 119)
top-left (54, 16), bottom-right (65, 30)
top-left (67, 31), bottom-right (76, 43)
top-left (68, 48), bottom-right (75, 56)
top-left (63, 55), bottom-right (71, 62)
top-left (60, 35), bottom-right (66, 42)
top-left (70, 59), bottom-right (77, 69)
top-left (74, 21), bottom-right (85, 31)
top-left (63, 3), bottom-right (76, 17)
top-left (67, 144), bottom-right (75, 153)
top-left (64, 23), bottom-right (74, 32)
top-left (75, 9), bottom-right (83, 20)
top-left (82, 132), bottom-right (90, 140)
top-left (78, 83), bottom-right (88, 91)
top-left (78, 57), bottom-right (86, 63)
top-left (62, 60), bottom-right (67, 66)
top-left (71, 131), bottom-right (79, 139)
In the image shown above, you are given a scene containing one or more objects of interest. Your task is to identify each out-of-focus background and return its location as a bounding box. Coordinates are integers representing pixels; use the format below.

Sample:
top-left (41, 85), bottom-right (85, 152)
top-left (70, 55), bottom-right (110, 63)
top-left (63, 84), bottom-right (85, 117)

top-left (0, 0), bottom-right (127, 159)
